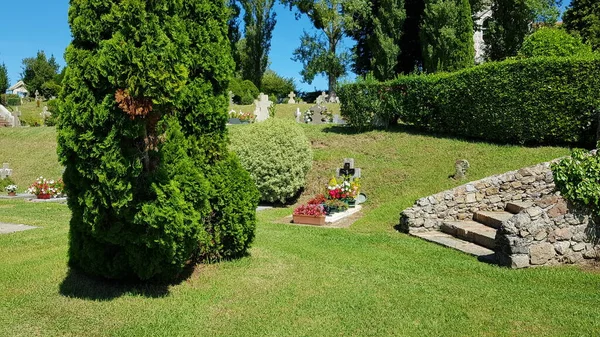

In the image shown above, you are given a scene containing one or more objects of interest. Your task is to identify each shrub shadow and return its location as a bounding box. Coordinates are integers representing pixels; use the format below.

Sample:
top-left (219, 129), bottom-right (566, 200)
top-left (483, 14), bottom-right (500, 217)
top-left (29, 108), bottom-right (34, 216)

top-left (59, 263), bottom-right (195, 301)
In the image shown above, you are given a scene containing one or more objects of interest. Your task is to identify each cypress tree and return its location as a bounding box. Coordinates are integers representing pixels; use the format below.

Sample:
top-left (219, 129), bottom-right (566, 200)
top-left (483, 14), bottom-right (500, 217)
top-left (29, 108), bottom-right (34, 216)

top-left (563, 0), bottom-right (600, 51)
top-left (59, 0), bottom-right (259, 281)
top-left (421, 0), bottom-right (474, 73)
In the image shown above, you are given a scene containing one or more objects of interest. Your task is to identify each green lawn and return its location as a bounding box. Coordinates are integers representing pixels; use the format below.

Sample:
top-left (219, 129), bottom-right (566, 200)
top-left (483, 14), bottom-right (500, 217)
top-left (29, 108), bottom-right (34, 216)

top-left (2, 115), bottom-right (600, 336)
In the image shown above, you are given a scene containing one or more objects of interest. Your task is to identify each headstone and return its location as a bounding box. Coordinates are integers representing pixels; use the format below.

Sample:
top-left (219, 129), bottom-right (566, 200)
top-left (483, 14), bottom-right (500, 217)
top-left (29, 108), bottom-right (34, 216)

top-left (288, 91), bottom-right (296, 104)
top-left (453, 159), bottom-right (470, 180)
top-left (0, 163), bottom-right (13, 179)
top-left (253, 93), bottom-right (272, 122)
top-left (228, 91), bottom-right (235, 106)
top-left (316, 92), bottom-right (328, 105)
top-left (40, 106), bottom-right (52, 121)
top-left (332, 114), bottom-right (346, 125)
top-left (307, 104), bottom-right (329, 124)
top-left (328, 93), bottom-right (340, 104)
top-left (337, 158), bottom-right (361, 179)
top-left (295, 108), bottom-right (302, 123)
top-left (35, 90), bottom-right (41, 108)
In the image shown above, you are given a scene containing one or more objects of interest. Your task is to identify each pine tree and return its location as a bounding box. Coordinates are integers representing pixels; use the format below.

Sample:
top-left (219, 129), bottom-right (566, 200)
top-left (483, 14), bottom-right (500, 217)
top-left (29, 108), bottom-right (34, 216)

top-left (59, 0), bottom-right (259, 281)
top-left (564, 0), bottom-right (600, 51)
top-left (0, 63), bottom-right (8, 94)
top-left (421, 0), bottom-right (474, 73)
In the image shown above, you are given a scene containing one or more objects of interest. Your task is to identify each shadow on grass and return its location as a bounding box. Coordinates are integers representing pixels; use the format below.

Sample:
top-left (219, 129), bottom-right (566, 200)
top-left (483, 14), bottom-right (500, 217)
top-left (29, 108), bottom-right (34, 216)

top-left (58, 263), bottom-right (196, 301)
top-left (322, 124), bottom-right (586, 149)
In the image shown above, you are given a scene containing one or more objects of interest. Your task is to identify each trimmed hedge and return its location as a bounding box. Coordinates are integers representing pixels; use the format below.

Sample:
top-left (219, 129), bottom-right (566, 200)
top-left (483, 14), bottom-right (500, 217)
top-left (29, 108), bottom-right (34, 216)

top-left (229, 119), bottom-right (313, 204)
top-left (339, 56), bottom-right (600, 146)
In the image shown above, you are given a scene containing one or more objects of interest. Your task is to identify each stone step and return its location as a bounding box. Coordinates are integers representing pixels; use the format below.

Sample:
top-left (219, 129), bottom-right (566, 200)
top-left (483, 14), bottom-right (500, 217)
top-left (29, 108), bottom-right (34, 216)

top-left (505, 201), bottom-right (533, 214)
top-left (441, 220), bottom-right (497, 250)
top-left (411, 230), bottom-right (496, 263)
top-left (473, 211), bottom-right (514, 229)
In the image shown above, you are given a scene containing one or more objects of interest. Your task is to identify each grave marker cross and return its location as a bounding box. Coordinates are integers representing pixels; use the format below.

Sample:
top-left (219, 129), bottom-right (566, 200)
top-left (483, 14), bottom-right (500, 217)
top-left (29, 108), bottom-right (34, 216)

top-left (337, 158), bottom-right (361, 180)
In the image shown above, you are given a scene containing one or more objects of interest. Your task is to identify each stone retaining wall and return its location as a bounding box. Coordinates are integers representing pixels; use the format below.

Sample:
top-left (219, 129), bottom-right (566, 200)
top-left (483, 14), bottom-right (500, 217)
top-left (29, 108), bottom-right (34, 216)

top-left (496, 195), bottom-right (598, 268)
top-left (399, 161), bottom-right (556, 233)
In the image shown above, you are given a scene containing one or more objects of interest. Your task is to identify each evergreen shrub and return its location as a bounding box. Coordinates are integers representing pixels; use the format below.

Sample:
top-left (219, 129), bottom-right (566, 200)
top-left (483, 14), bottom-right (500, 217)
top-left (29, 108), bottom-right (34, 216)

top-left (230, 119), bottom-right (312, 204)
top-left (229, 77), bottom-right (260, 105)
top-left (339, 56), bottom-right (600, 146)
top-left (519, 27), bottom-right (594, 58)
top-left (58, 0), bottom-right (258, 281)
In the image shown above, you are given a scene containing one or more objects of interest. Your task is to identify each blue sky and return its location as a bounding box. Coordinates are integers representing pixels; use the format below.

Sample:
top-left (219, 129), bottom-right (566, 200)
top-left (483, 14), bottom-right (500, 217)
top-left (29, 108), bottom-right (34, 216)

top-left (0, 1), bottom-right (571, 92)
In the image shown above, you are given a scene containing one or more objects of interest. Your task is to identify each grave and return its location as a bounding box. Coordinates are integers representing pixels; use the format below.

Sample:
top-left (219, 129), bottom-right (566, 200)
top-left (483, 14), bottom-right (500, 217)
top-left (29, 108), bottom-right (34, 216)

top-left (40, 106), bottom-right (52, 122)
top-left (228, 91), bottom-right (235, 106)
top-left (295, 108), bottom-right (302, 123)
top-left (453, 159), bottom-right (470, 180)
top-left (332, 114), bottom-right (346, 125)
top-left (0, 163), bottom-right (12, 179)
top-left (287, 91), bottom-right (296, 104)
top-left (337, 158), bottom-right (361, 179)
top-left (316, 91), bottom-right (328, 105)
top-left (306, 104), bottom-right (330, 124)
top-left (253, 93), bottom-right (272, 122)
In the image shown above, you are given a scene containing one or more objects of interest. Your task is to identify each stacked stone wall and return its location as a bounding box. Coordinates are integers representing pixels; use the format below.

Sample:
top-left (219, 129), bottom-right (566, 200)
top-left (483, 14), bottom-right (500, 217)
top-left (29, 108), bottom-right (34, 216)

top-left (400, 162), bottom-right (556, 233)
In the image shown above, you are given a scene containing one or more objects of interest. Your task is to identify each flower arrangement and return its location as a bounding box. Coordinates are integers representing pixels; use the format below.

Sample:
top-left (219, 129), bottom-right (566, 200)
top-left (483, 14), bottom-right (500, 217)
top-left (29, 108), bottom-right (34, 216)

top-left (27, 177), bottom-right (64, 199)
top-left (293, 204), bottom-right (326, 217)
top-left (324, 199), bottom-right (348, 214)
top-left (5, 185), bottom-right (17, 195)
top-left (307, 194), bottom-right (326, 205)
top-left (327, 177), bottom-right (353, 200)
top-left (303, 109), bottom-right (313, 123)
top-left (229, 110), bottom-right (255, 123)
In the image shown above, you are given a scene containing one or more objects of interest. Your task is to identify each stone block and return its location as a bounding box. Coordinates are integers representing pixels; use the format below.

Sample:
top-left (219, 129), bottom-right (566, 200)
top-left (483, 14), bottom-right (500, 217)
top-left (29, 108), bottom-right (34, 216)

top-left (466, 193), bottom-right (476, 203)
top-left (566, 252), bottom-right (583, 264)
top-left (510, 181), bottom-right (522, 189)
top-left (488, 195), bottom-right (502, 204)
top-left (511, 254), bottom-right (530, 268)
top-left (572, 242), bottom-right (586, 252)
top-left (554, 242), bottom-right (570, 255)
top-left (530, 243), bottom-right (555, 265)
top-left (526, 207), bottom-right (543, 218)
top-left (554, 227), bottom-right (572, 240)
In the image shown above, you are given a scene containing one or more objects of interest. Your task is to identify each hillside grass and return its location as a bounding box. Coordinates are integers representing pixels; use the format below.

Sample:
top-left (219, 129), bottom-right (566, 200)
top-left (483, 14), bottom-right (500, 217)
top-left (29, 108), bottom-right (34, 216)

top-left (2, 112), bottom-right (600, 336)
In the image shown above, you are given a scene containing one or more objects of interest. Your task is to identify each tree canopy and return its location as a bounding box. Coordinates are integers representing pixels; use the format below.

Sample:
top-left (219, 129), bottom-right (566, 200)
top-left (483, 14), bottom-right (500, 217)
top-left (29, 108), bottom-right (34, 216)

top-left (563, 0), bottom-right (600, 51)
top-left (21, 51), bottom-right (60, 97)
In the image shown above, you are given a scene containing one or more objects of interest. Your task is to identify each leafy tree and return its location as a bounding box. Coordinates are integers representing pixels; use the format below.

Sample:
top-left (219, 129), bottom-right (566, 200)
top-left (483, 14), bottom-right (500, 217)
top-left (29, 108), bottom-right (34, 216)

top-left (563, 0), bottom-right (600, 51)
top-left (397, 0), bottom-right (426, 73)
top-left (518, 27), bottom-right (593, 57)
top-left (284, 0), bottom-right (359, 96)
top-left (261, 69), bottom-right (296, 100)
top-left (347, 0), bottom-right (407, 80)
top-left (484, 0), bottom-right (560, 61)
top-left (421, 0), bottom-right (475, 73)
top-left (59, 0), bottom-right (258, 281)
top-left (0, 63), bottom-right (8, 93)
top-left (241, 0), bottom-right (277, 89)
top-left (21, 51), bottom-right (60, 96)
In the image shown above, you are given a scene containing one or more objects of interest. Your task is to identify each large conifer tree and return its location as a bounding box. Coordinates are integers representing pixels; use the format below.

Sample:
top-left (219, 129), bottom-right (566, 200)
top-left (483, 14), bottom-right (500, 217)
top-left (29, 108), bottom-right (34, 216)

top-left (59, 0), bottom-right (259, 281)
top-left (564, 0), bottom-right (600, 51)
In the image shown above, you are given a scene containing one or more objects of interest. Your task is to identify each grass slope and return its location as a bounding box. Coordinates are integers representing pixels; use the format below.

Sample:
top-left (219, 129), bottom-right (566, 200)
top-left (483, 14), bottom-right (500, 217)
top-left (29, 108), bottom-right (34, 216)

top-left (2, 116), bottom-right (599, 337)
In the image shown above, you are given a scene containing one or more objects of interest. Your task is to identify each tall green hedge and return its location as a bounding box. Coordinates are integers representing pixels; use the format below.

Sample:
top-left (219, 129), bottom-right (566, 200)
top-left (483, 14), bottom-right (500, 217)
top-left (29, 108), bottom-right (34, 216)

top-left (58, 0), bottom-right (258, 281)
top-left (339, 56), bottom-right (600, 146)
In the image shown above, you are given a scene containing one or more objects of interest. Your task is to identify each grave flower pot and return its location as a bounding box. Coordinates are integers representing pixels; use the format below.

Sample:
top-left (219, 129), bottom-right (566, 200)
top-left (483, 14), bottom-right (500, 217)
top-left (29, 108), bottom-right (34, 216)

top-left (37, 194), bottom-right (51, 200)
top-left (293, 214), bottom-right (326, 226)
top-left (8, 192), bottom-right (16, 197)
top-left (346, 200), bottom-right (356, 208)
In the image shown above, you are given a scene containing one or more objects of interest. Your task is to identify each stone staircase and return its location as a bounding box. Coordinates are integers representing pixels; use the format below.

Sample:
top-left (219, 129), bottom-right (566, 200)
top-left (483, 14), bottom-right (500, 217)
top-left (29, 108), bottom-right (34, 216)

top-left (411, 201), bottom-right (532, 263)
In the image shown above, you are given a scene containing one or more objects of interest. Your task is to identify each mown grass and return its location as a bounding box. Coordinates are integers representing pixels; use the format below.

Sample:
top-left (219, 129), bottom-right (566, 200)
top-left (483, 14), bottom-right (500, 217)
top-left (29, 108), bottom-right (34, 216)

top-left (2, 110), bottom-right (600, 337)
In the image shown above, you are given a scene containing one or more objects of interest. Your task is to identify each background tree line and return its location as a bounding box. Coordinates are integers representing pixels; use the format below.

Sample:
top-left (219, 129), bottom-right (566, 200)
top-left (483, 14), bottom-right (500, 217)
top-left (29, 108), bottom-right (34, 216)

top-left (228, 0), bottom-right (598, 100)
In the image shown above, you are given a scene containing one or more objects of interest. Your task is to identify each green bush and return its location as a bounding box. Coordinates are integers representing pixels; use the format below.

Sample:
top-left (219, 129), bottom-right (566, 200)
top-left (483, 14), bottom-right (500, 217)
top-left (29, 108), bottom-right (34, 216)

top-left (552, 148), bottom-right (600, 217)
top-left (59, 0), bottom-right (257, 281)
top-left (1, 94), bottom-right (21, 106)
top-left (230, 119), bottom-right (313, 204)
top-left (229, 77), bottom-right (259, 105)
top-left (339, 56), bottom-right (600, 146)
top-left (519, 27), bottom-right (594, 58)
top-left (0, 177), bottom-right (16, 192)
top-left (261, 70), bottom-right (296, 102)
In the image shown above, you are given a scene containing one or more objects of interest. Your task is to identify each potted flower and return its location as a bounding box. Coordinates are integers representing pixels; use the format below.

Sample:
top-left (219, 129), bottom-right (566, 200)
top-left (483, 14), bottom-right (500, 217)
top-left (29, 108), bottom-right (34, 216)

top-left (27, 177), bottom-right (62, 199)
top-left (293, 204), bottom-right (326, 226)
top-left (307, 194), bottom-right (326, 205)
top-left (5, 185), bottom-right (17, 196)
top-left (324, 199), bottom-right (348, 215)
top-left (239, 111), bottom-right (255, 124)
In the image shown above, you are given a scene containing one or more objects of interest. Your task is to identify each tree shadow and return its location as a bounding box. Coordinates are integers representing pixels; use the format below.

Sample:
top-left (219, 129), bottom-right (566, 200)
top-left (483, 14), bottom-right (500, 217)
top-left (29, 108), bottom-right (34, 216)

top-left (58, 263), bottom-right (196, 301)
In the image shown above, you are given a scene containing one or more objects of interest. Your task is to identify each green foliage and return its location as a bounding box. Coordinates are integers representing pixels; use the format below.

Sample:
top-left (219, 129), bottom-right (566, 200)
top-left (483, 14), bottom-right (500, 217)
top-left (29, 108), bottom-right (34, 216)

top-left (552, 148), bottom-right (600, 217)
top-left (0, 63), bottom-right (8, 93)
top-left (339, 56), bottom-right (600, 146)
top-left (240, 0), bottom-right (277, 89)
top-left (230, 119), bottom-right (313, 203)
top-left (21, 51), bottom-right (60, 96)
top-left (346, 0), bottom-right (406, 80)
top-left (1, 94), bottom-right (20, 106)
top-left (519, 27), bottom-right (594, 57)
top-left (44, 99), bottom-right (60, 126)
top-left (41, 81), bottom-right (62, 98)
top-left (59, 0), bottom-right (257, 281)
top-left (228, 0), bottom-right (242, 73)
top-left (421, 0), bottom-right (475, 73)
top-left (563, 0), bottom-right (600, 51)
top-left (0, 177), bottom-right (16, 191)
top-left (229, 77), bottom-right (260, 105)
top-left (484, 0), bottom-right (560, 60)
top-left (261, 70), bottom-right (296, 101)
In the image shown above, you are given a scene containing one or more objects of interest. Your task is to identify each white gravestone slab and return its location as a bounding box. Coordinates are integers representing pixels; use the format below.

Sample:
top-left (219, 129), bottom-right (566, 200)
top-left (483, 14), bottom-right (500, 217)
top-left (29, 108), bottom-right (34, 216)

top-left (288, 91), bottom-right (296, 104)
top-left (0, 163), bottom-right (13, 179)
top-left (253, 93), bottom-right (273, 122)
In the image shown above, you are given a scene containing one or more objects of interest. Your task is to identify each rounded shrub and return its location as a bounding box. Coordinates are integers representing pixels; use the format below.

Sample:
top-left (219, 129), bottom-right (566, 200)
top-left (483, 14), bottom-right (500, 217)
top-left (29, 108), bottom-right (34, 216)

top-left (519, 27), bottom-right (593, 58)
top-left (59, 0), bottom-right (258, 281)
top-left (229, 77), bottom-right (259, 105)
top-left (230, 119), bottom-right (313, 204)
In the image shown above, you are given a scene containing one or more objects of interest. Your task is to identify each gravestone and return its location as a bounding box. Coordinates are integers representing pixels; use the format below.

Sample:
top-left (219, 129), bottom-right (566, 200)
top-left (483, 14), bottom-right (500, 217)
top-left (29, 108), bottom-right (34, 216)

top-left (307, 104), bottom-right (328, 124)
top-left (228, 91), bottom-right (235, 106)
top-left (453, 159), bottom-right (470, 180)
top-left (13, 107), bottom-right (21, 127)
top-left (316, 92), bottom-right (328, 105)
top-left (35, 90), bottom-right (41, 108)
top-left (337, 158), bottom-right (361, 179)
top-left (295, 108), bottom-right (302, 123)
top-left (41, 106), bottom-right (52, 123)
top-left (253, 93), bottom-right (272, 122)
top-left (288, 91), bottom-right (296, 104)
top-left (332, 114), bottom-right (346, 125)
top-left (0, 163), bottom-right (13, 179)
top-left (328, 93), bottom-right (340, 104)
